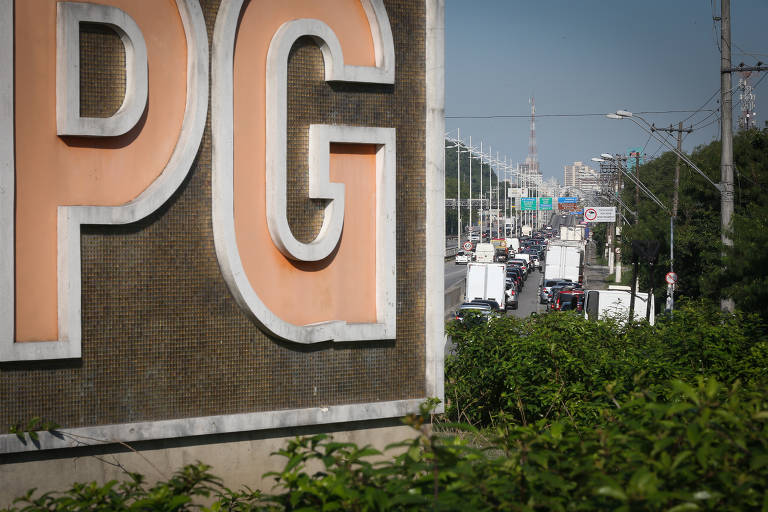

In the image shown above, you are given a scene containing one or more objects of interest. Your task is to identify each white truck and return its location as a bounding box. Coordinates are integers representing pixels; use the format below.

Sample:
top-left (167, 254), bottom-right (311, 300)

top-left (474, 243), bottom-right (496, 263)
top-left (465, 263), bottom-right (507, 310)
top-left (559, 225), bottom-right (585, 241)
top-left (505, 237), bottom-right (520, 255)
top-left (583, 286), bottom-right (655, 325)
top-left (544, 241), bottom-right (582, 284)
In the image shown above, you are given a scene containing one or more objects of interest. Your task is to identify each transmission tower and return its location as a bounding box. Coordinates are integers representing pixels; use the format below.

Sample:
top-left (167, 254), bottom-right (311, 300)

top-left (738, 71), bottom-right (757, 130)
top-left (526, 96), bottom-right (539, 173)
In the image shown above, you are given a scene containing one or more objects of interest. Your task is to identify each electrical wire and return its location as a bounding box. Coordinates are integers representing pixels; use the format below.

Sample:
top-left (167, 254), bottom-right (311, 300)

top-left (446, 109), bottom-right (716, 119)
top-left (733, 43), bottom-right (767, 62)
top-left (711, 0), bottom-right (721, 52)
top-left (691, 107), bottom-right (720, 129)
top-left (640, 131), bottom-right (653, 155)
top-left (682, 87), bottom-right (720, 123)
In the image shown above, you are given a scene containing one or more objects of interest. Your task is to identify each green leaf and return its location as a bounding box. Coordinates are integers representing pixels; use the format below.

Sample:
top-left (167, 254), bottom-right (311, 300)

top-left (672, 451), bottom-right (693, 470)
top-left (549, 421), bottom-right (564, 440)
top-left (595, 486), bottom-right (627, 502)
top-left (672, 381), bottom-right (700, 406)
top-left (667, 503), bottom-right (700, 512)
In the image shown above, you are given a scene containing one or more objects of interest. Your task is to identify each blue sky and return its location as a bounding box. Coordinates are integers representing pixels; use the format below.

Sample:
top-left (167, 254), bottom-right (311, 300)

top-left (445, 1), bottom-right (768, 182)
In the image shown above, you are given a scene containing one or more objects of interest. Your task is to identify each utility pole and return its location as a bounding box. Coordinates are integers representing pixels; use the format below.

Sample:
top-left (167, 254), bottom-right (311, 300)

top-left (720, 0), bottom-right (735, 312)
top-left (633, 151), bottom-right (640, 224)
top-left (652, 122), bottom-right (691, 313)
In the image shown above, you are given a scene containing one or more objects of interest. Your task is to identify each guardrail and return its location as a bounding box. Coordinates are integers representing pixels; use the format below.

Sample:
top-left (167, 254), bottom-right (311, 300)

top-left (445, 246), bottom-right (459, 259)
top-left (444, 278), bottom-right (466, 319)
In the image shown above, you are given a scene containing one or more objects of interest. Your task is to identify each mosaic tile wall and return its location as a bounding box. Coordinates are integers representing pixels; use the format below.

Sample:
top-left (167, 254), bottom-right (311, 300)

top-left (0, 0), bottom-right (427, 431)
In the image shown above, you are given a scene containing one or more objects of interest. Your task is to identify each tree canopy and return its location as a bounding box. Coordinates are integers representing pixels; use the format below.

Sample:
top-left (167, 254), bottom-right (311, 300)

top-left (618, 127), bottom-right (768, 319)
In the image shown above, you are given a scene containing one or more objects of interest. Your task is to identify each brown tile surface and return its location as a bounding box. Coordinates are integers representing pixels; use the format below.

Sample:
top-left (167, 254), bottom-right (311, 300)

top-left (1, 0), bottom-right (426, 431)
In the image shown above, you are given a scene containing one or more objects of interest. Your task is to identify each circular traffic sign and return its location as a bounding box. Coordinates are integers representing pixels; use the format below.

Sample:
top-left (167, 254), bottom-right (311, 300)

top-left (463, 241), bottom-right (473, 251)
top-left (584, 208), bottom-right (598, 221)
top-left (665, 272), bottom-right (678, 285)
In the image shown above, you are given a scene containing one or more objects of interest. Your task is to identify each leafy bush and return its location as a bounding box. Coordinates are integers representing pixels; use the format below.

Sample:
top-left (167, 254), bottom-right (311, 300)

top-left (445, 302), bottom-right (768, 427)
top-left (7, 304), bottom-right (768, 510)
top-left (4, 462), bottom-right (262, 511)
top-left (11, 383), bottom-right (768, 511)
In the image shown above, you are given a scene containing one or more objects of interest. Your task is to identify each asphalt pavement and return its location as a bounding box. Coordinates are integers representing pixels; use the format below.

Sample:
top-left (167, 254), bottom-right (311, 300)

top-left (507, 267), bottom-right (546, 318)
top-left (444, 260), bottom-right (545, 320)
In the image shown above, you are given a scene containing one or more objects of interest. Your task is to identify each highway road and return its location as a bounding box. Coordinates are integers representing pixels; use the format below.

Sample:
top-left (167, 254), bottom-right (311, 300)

top-left (445, 211), bottom-right (588, 318)
top-left (445, 260), bottom-right (546, 318)
top-left (507, 267), bottom-right (547, 318)
top-left (445, 260), bottom-right (467, 291)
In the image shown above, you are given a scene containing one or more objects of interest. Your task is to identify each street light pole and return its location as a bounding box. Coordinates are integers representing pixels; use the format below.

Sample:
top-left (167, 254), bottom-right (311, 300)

top-left (496, 151), bottom-right (501, 238)
top-left (457, 128), bottom-right (461, 251)
top-left (503, 156), bottom-right (507, 237)
top-left (489, 152), bottom-right (494, 238)
top-left (479, 141), bottom-right (483, 238)
top-left (468, 135), bottom-right (472, 234)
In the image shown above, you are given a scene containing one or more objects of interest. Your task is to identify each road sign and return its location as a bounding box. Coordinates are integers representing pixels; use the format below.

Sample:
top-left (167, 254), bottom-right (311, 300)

top-left (583, 206), bottom-right (616, 222)
top-left (463, 241), bottom-right (473, 251)
top-left (539, 197), bottom-right (553, 210)
top-left (558, 196), bottom-right (578, 203)
top-left (520, 197), bottom-right (537, 211)
top-left (665, 272), bottom-right (678, 285)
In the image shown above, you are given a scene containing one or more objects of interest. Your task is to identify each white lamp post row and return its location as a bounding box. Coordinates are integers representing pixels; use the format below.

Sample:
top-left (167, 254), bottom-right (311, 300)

top-left (445, 130), bottom-right (524, 242)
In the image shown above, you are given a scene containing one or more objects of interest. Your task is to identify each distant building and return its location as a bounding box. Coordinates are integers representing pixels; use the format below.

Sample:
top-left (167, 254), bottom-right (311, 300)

top-left (563, 162), bottom-right (579, 189)
top-left (563, 161), bottom-right (599, 194)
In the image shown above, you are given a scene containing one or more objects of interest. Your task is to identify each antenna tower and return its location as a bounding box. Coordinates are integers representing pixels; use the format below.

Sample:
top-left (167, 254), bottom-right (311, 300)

top-left (527, 97), bottom-right (539, 173)
top-left (738, 71), bottom-right (757, 130)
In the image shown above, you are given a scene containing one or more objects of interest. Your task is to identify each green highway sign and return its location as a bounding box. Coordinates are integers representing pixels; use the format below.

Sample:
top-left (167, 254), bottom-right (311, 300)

top-left (539, 197), bottom-right (553, 210)
top-left (520, 197), bottom-right (537, 211)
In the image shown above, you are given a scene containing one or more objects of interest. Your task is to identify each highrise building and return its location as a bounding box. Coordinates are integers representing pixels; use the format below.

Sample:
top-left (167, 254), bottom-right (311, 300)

top-left (563, 162), bottom-right (578, 189)
top-left (563, 161), bottom-right (599, 194)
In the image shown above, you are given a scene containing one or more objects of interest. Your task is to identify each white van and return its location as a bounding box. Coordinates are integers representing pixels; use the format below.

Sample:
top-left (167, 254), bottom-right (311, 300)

top-left (474, 243), bottom-right (495, 263)
top-left (584, 287), bottom-right (655, 325)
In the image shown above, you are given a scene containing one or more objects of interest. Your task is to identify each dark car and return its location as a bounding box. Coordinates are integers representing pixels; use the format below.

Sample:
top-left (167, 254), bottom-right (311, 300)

top-left (454, 303), bottom-right (493, 324)
top-left (539, 279), bottom-right (562, 304)
top-left (468, 299), bottom-right (502, 311)
top-left (508, 259), bottom-right (529, 277)
top-left (505, 283), bottom-right (519, 310)
top-left (506, 268), bottom-right (524, 289)
top-left (553, 290), bottom-right (586, 312)
top-left (546, 283), bottom-right (579, 310)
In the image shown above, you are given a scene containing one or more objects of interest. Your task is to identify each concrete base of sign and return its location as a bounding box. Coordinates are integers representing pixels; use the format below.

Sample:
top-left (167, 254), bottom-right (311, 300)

top-left (0, 418), bottom-right (418, 506)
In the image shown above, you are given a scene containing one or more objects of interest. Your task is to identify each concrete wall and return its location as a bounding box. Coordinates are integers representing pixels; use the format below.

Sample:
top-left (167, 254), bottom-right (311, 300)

top-left (444, 279), bottom-right (465, 319)
top-left (0, 419), bottom-right (416, 506)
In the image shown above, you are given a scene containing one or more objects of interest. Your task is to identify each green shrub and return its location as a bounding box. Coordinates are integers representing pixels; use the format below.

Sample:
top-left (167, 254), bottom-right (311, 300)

top-left (445, 302), bottom-right (768, 428)
top-left (7, 381), bottom-right (768, 511)
top-left (7, 303), bottom-right (768, 510)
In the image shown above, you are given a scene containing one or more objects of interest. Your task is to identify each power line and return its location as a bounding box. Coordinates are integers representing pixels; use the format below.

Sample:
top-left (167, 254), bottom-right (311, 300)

top-left (733, 43), bottom-right (768, 61)
top-left (691, 107), bottom-right (720, 129)
top-left (446, 109), bottom-right (716, 119)
top-left (640, 131), bottom-right (654, 155)
top-left (711, 0), bottom-right (721, 52)
top-left (683, 87), bottom-right (720, 123)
